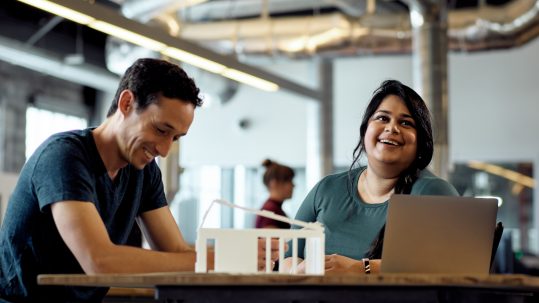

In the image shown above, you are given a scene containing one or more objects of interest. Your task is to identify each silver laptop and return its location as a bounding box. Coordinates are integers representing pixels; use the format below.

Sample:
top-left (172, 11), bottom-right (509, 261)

top-left (381, 195), bottom-right (498, 274)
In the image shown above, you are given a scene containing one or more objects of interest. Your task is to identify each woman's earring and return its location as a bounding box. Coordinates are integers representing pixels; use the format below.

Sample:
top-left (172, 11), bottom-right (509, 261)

top-left (404, 175), bottom-right (412, 184)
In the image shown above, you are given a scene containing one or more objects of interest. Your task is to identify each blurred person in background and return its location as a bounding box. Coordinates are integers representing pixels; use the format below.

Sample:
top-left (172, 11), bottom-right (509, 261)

top-left (255, 159), bottom-right (295, 229)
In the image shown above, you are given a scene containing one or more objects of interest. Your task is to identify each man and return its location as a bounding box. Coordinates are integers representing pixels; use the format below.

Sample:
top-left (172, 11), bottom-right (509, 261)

top-left (0, 58), bottom-right (278, 302)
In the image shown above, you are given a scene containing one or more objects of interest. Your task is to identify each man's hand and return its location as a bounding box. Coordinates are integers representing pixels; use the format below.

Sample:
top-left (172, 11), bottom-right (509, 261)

top-left (324, 254), bottom-right (361, 272)
top-left (257, 238), bottom-right (288, 271)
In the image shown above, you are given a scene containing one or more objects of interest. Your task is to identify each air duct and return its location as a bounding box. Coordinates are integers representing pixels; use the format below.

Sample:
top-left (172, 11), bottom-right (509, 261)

top-left (131, 0), bottom-right (539, 56)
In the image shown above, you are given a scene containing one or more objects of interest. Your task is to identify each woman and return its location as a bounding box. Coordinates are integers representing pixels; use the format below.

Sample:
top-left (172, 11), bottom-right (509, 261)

top-left (255, 159), bottom-right (295, 229)
top-left (282, 80), bottom-right (458, 273)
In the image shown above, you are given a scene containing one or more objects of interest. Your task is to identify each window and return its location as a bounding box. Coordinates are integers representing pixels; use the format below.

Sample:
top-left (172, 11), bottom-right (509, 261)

top-left (25, 106), bottom-right (88, 159)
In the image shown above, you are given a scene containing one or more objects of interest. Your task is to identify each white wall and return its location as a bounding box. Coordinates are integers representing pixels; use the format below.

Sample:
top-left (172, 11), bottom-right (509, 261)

top-left (180, 60), bottom-right (314, 167)
top-left (450, 39), bottom-right (539, 162)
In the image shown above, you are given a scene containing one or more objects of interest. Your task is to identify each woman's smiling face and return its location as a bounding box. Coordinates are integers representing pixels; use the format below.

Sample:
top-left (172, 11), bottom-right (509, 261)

top-left (364, 94), bottom-right (418, 172)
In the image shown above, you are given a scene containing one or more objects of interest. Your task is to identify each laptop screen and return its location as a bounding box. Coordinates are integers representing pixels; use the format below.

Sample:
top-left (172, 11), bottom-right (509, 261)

top-left (381, 195), bottom-right (498, 274)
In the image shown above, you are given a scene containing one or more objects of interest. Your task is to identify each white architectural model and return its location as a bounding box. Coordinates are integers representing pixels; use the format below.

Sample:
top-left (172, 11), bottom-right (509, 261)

top-left (195, 199), bottom-right (325, 275)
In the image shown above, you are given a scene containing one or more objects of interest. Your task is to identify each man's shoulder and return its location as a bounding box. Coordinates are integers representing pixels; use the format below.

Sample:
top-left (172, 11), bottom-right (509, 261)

top-left (27, 128), bottom-right (95, 167)
top-left (49, 128), bottom-right (92, 143)
top-left (37, 129), bottom-right (91, 150)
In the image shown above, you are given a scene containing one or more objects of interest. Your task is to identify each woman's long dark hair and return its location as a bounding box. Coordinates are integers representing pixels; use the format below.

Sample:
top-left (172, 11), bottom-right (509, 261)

top-left (347, 80), bottom-right (434, 259)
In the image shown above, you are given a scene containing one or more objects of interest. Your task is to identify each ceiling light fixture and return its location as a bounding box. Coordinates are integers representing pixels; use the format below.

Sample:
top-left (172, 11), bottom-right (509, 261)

top-left (18, 0), bottom-right (94, 24)
top-left (88, 21), bottom-right (166, 52)
top-left (17, 0), bottom-right (285, 93)
top-left (162, 47), bottom-right (226, 74)
top-left (221, 68), bottom-right (279, 92)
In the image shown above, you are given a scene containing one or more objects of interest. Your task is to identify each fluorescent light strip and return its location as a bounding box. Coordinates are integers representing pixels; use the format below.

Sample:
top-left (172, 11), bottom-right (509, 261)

top-left (18, 0), bottom-right (95, 24)
top-left (17, 0), bottom-right (280, 92)
top-left (222, 69), bottom-right (279, 92)
top-left (89, 21), bottom-right (166, 52)
top-left (162, 47), bottom-right (226, 74)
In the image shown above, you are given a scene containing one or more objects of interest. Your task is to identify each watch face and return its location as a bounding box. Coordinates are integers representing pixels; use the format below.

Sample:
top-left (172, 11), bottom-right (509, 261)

top-left (362, 258), bottom-right (371, 274)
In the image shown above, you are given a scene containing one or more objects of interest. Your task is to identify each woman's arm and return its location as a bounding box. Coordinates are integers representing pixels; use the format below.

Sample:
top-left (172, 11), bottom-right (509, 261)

top-left (325, 254), bottom-right (381, 274)
top-left (282, 254), bottom-right (382, 274)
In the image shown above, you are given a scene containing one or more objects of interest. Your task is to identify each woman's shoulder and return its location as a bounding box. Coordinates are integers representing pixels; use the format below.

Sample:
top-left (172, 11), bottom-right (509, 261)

top-left (317, 168), bottom-right (359, 187)
top-left (412, 169), bottom-right (459, 196)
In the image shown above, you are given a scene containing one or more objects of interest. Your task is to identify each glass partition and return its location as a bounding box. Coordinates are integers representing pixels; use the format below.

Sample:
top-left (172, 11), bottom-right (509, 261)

top-left (449, 162), bottom-right (534, 254)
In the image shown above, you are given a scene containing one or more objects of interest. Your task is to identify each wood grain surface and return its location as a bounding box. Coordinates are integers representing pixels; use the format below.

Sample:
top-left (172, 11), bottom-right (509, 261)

top-left (38, 272), bottom-right (539, 290)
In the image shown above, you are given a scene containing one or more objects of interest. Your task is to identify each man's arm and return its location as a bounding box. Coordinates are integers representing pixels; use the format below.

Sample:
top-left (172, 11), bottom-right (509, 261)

top-left (51, 201), bottom-right (196, 274)
top-left (136, 206), bottom-right (192, 252)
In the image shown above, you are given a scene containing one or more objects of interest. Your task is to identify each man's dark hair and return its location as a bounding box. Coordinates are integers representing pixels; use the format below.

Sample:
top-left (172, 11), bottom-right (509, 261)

top-left (106, 58), bottom-right (203, 117)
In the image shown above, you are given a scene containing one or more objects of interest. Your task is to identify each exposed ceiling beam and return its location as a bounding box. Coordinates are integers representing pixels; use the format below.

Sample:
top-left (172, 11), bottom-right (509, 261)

top-left (0, 35), bottom-right (119, 93)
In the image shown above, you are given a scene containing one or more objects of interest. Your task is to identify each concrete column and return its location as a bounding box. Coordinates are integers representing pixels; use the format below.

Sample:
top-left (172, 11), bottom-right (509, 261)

top-left (319, 58), bottom-right (334, 177)
top-left (0, 81), bottom-right (28, 173)
top-left (533, 156), bottom-right (539, 254)
top-left (409, 0), bottom-right (449, 179)
top-left (306, 58), bottom-right (334, 188)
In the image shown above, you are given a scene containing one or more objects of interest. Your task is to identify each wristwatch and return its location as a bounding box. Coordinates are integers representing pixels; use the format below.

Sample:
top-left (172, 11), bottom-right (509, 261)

top-left (362, 258), bottom-right (371, 274)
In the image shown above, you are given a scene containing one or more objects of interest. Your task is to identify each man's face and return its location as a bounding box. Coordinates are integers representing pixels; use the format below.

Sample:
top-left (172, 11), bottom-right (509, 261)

top-left (119, 95), bottom-right (195, 169)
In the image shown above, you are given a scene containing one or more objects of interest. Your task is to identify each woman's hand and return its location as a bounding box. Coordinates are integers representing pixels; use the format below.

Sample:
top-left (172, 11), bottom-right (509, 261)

top-left (324, 254), bottom-right (362, 272)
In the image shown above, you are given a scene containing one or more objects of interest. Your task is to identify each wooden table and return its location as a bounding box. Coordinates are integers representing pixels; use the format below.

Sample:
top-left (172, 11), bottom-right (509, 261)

top-left (38, 272), bottom-right (539, 303)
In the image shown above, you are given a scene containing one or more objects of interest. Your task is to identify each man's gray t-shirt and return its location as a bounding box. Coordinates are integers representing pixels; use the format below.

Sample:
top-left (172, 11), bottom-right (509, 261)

top-left (0, 128), bottom-right (167, 302)
top-left (288, 167), bottom-right (459, 260)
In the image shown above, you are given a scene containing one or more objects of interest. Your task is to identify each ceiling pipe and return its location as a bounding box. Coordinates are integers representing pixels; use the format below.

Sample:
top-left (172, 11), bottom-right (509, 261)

top-left (121, 0), bottom-right (209, 22)
top-left (0, 36), bottom-right (119, 93)
top-left (141, 0), bottom-right (539, 56)
top-left (121, 0), bottom-right (369, 22)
